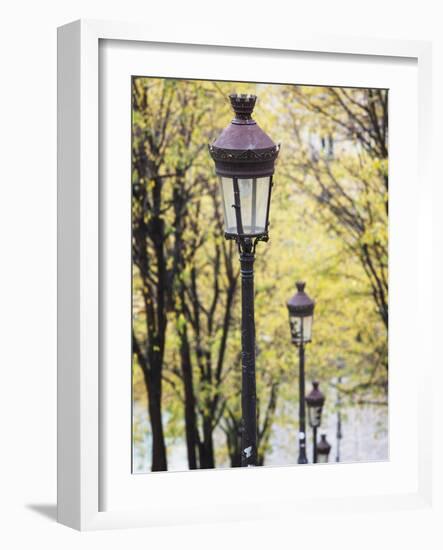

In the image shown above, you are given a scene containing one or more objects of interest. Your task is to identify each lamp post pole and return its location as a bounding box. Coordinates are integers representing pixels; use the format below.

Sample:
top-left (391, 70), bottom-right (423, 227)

top-left (313, 425), bottom-right (318, 463)
top-left (209, 93), bottom-right (279, 467)
top-left (287, 282), bottom-right (315, 465)
top-left (298, 337), bottom-right (308, 464)
top-left (336, 360), bottom-right (344, 463)
top-left (240, 239), bottom-right (257, 466)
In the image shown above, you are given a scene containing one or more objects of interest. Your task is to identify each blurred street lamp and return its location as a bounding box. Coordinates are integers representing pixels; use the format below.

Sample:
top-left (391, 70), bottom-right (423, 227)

top-left (336, 359), bottom-right (344, 462)
top-left (317, 434), bottom-right (332, 463)
top-left (306, 381), bottom-right (325, 463)
top-left (287, 281), bottom-right (315, 464)
top-left (209, 93), bottom-right (279, 467)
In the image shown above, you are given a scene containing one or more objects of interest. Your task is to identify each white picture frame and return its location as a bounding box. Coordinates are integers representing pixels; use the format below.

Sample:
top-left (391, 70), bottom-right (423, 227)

top-left (57, 19), bottom-right (433, 531)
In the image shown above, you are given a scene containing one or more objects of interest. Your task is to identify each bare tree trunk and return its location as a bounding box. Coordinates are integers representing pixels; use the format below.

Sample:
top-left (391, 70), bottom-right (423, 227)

top-left (226, 424), bottom-right (242, 468)
top-left (198, 417), bottom-right (215, 469)
top-left (257, 381), bottom-right (279, 466)
top-left (144, 368), bottom-right (167, 471)
top-left (178, 322), bottom-right (199, 469)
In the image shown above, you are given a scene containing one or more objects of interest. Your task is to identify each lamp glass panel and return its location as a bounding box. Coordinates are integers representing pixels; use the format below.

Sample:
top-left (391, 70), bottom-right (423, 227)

top-left (317, 453), bottom-right (329, 464)
top-left (220, 177), bottom-right (237, 234)
top-left (289, 315), bottom-right (301, 344)
top-left (289, 315), bottom-right (313, 344)
top-left (238, 176), bottom-right (270, 235)
top-left (308, 405), bottom-right (323, 428)
top-left (254, 176), bottom-right (271, 233)
top-left (302, 315), bottom-right (313, 342)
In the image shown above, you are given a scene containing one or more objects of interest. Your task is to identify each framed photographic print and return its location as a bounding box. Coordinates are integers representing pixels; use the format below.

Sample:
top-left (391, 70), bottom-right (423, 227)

top-left (57, 20), bottom-right (433, 530)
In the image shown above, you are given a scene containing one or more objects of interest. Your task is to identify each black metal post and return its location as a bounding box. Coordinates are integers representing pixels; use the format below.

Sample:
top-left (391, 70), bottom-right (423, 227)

top-left (313, 425), bottom-right (318, 463)
top-left (298, 341), bottom-right (308, 464)
top-left (336, 372), bottom-right (342, 463)
top-left (240, 240), bottom-right (257, 467)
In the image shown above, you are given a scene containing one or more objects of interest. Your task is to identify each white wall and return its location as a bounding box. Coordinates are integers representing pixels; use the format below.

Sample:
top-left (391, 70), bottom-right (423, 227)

top-left (1, 1), bottom-right (442, 548)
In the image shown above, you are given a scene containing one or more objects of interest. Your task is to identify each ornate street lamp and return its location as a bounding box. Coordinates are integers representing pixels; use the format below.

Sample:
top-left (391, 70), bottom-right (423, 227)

top-left (317, 434), bottom-right (332, 463)
top-left (306, 381), bottom-right (325, 463)
top-left (209, 93), bottom-right (279, 466)
top-left (287, 281), bottom-right (315, 464)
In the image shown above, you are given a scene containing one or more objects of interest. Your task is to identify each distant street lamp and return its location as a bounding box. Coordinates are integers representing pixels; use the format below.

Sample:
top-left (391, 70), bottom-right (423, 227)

top-left (287, 281), bottom-right (315, 464)
top-left (317, 434), bottom-right (332, 463)
top-left (336, 359), bottom-right (344, 463)
top-left (209, 93), bottom-right (279, 467)
top-left (306, 381), bottom-right (325, 463)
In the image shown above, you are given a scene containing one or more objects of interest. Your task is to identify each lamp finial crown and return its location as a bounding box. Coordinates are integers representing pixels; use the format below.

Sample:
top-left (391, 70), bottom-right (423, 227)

top-left (229, 93), bottom-right (257, 120)
top-left (296, 281), bottom-right (306, 292)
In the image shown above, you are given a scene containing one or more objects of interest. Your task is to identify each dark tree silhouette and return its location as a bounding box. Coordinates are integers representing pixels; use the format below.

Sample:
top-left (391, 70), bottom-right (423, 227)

top-left (132, 79), bottom-right (232, 470)
top-left (132, 80), bottom-right (174, 470)
top-left (132, 79), bottom-right (210, 470)
top-left (171, 185), bottom-right (239, 469)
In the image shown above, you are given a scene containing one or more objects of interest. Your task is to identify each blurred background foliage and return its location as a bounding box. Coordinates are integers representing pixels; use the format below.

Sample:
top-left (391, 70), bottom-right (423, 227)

top-left (131, 78), bottom-right (388, 472)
